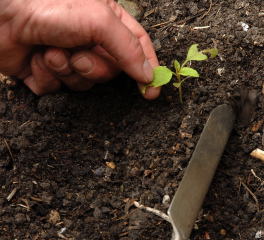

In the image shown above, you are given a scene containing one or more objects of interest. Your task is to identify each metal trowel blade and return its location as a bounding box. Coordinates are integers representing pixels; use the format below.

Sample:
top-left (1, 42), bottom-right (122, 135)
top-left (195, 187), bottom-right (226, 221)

top-left (168, 104), bottom-right (235, 240)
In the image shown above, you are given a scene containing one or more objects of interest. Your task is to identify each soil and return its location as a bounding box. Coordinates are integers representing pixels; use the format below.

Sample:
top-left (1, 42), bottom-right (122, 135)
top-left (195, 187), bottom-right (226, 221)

top-left (0, 0), bottom-right (263, 239)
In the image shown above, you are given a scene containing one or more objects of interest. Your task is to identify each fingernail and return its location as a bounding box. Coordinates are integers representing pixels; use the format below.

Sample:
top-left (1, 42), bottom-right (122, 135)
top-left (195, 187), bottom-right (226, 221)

top-left (143, 60), bottom-right (153, 83)
top-left (49, 53), bottom-right (68, 71)
top-left (73, 56), bottom-right (93, 74)
top-left (24, 76), bottom-right (40, 95)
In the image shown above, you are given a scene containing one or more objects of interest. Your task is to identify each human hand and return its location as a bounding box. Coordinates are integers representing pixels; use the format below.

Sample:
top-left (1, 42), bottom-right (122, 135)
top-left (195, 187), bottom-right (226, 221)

top-left (0, 0), bottom-right (160, 99)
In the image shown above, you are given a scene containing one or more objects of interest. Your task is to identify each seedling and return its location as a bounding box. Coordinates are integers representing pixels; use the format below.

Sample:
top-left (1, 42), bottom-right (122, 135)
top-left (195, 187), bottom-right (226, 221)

top-left (145, 44), bottom-right (218, 103)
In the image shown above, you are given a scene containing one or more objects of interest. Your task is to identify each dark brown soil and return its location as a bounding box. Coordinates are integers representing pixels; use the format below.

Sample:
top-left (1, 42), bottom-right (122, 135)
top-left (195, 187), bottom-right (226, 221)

top-left (0, 0), bottom-right (263, 239)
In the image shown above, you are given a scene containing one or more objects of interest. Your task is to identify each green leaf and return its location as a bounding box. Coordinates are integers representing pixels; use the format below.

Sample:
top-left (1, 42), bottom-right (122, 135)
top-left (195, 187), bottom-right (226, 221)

top-left (179, 67), bottom-right (199, 77)
top-left (148, 66), bottom-right (173, 87)
top-left (173, 82), bottom-right (182, 88)
top-left (174, 60), bottom-right (181, 73)
top-left (201, 48), bottom-right (218, 58)
top-left (186, 44), bottom-right (208, 61)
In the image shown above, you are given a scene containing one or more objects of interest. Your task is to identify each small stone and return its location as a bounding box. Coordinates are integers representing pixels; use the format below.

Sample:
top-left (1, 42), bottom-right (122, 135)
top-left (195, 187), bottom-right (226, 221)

top-left (118, 0), bottom-right (144, 20)
top-left (48, 210), bottom-right (60, 225)
top-left (217, 68), bottom-right (225, 76)
top-left (220, 229), bottom-right (227, 236)
top-left (255, 230), bottom-right (264, 239)
top-left (162, 195), bottom-right (170, 206)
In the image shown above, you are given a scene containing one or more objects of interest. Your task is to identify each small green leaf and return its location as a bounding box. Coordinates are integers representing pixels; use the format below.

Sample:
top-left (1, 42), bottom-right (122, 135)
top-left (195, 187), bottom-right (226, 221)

top-left (148, 66), bottom-right (173, 87)
top-left (139, 84), bottom-right (147, 95)
top-left (173, 82), bottom-right (182, 88)
top-left (202, 48), bottom-right (218, 58)
top-left (179, 67), bottom-right (199, 77)
top-left (186, 44), bottom-right (208, 61)
top-left (174, 60), bottom-right (181, 73)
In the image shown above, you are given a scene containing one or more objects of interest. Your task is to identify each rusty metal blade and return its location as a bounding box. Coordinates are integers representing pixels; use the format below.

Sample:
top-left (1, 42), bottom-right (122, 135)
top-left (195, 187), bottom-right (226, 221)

top-left (168, 104), bottom-right (235, 240)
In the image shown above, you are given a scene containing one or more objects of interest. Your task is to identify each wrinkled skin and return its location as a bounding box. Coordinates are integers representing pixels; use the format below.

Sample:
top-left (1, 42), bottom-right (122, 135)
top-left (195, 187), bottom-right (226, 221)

top-left (0, 0), bottom-right (160, 99)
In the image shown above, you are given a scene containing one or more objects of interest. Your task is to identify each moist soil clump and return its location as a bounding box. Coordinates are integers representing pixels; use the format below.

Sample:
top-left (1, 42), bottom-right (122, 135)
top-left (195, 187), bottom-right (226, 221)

top-left (0, 0), bottom-right (263, 239)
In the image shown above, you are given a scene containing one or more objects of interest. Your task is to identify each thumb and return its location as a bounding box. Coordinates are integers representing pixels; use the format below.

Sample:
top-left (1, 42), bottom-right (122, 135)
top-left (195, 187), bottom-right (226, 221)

top-left (91, 8), bottom-right (154, 84)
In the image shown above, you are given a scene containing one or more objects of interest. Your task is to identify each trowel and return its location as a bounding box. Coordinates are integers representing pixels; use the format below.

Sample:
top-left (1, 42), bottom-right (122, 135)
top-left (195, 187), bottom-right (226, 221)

top-left (168, 104), bottom-right (236, 240)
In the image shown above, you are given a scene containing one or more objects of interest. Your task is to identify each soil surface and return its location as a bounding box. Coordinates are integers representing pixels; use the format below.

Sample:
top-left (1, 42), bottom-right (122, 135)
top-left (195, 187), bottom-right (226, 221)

top-left (0, 0), bottom-right (263, 239)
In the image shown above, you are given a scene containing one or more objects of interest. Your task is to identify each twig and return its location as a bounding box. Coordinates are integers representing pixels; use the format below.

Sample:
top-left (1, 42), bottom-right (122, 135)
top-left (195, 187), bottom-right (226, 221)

top-left (133, 201), bottom-right (171, 223)
top-left (251, 169), bottom-right (264, 185)
top-left (4, 138), bottom-right (15, 163)
top-left (200, 0), bottom-right (213, 19)
top-left (240, 180), bottom-right (260, 212)
top-left (17, 203), bottom-right (30, 211)
top-left (17, 198), bottom-right (30, 211)
top-left (151, 20), bottom-right (174, 28)
top-left (152, 9), bottom-right (207, 28)
top-left (6, 188), bottom-right (18, 201)
top-left (193, 26), bottom-right (211, 30)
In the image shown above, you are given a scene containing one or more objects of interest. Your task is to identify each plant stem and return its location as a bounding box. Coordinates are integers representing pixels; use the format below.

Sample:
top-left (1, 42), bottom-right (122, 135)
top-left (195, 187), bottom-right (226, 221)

top-left (179, 85), bottom-right (183, 104)
top-left (175, 73), bottom-right (183, 104)
top-left (181, 60), bottom-right (189, 68)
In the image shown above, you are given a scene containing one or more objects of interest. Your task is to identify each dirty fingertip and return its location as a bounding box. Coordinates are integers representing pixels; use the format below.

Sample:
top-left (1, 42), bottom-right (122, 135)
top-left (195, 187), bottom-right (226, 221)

top-left (144, 86), bottom-right (161, 100)
top-left (138, 84), bottom-right (161, 100)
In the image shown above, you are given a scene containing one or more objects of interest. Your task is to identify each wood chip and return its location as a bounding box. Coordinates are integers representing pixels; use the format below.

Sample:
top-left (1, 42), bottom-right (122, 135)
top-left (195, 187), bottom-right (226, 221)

top-left (106, 161), bottom-right (116, 169)
top-left (251, 120), bottom-right (264, 132)
top-left (48, 210), bottom-right (61, 225)
top-left (250, 148), bottom-right (264, 162)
